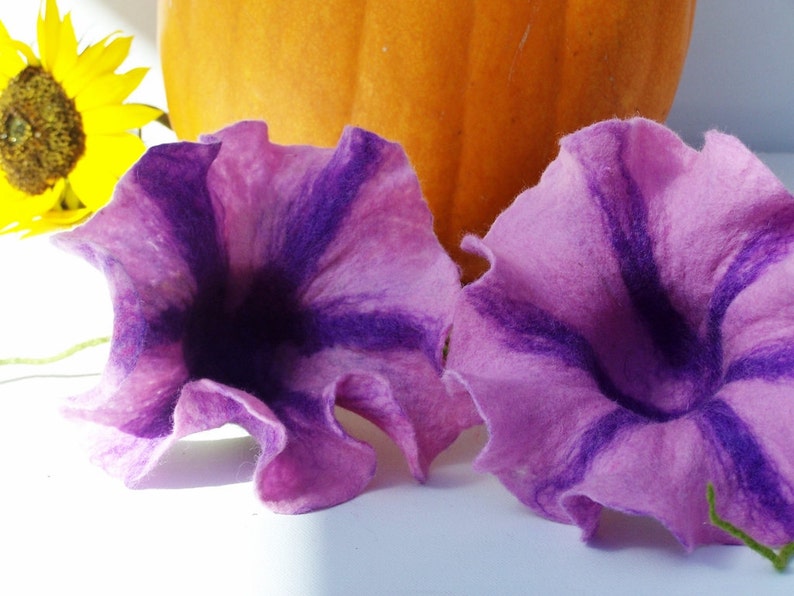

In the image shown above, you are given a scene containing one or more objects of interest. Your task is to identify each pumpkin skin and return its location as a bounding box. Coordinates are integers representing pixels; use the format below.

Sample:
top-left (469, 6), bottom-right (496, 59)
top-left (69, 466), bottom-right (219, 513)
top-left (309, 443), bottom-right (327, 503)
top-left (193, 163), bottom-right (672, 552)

top-left (158, 0), bottom-right (696, 278)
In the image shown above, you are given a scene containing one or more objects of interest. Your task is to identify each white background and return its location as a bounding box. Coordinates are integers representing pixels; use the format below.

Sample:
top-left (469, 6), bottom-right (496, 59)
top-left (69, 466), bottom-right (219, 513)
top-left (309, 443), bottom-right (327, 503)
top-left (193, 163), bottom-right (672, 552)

top-left (667, 0), bottom-right (794, 152)
top-left (2, 1), bottom-right (794, 595)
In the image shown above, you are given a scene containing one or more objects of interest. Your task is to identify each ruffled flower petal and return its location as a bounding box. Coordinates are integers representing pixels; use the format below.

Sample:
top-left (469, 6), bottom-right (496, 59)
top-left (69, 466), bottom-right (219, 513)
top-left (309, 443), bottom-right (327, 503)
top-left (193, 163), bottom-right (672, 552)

top-left (200, 122), bottom-right (475, 480)
top-left (56, 120), bottom-right (476, 512)
top-left (256, 390), bottom-right (376, 514)
top-left (447, 117), bottom-right (794, 550)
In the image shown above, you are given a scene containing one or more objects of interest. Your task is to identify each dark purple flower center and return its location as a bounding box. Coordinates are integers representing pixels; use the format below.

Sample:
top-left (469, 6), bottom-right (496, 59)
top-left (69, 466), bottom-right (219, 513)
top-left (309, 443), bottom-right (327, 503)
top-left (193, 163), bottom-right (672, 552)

top-left (180, 265), bottom-right (441, 406)
top-left (183, 269), bottom-right (307, 403)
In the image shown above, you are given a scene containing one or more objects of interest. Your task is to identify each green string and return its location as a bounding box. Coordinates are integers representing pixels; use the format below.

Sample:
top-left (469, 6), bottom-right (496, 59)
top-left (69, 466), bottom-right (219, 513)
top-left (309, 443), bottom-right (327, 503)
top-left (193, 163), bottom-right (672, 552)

top-left (0, 335), bottom-right (110, 366)
top-left (707, 482), bottom-right (794, 572)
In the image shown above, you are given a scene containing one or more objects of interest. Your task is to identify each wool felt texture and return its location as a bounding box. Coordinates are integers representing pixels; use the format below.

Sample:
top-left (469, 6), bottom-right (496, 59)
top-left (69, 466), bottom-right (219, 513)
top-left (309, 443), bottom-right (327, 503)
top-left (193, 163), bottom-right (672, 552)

top-left (445, 117), bottom-right (794, 550)
top-left (55, 120), bottom-right (478, 514)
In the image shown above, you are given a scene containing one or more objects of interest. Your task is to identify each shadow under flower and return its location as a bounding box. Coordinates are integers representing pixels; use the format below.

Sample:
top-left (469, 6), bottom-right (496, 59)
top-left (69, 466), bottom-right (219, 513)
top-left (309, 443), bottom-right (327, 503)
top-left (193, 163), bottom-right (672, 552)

top-left (591, 509), bottom-right (686, 555)
top-left (133, 409), bottom-right (486, 495)
top-left (424, 425), bottom-right (488, 490)
top-left (330, 408), bottom-right (409, 493)
top-left (136, 430), bottom-right (260, 489)
top-left (336, 408), bottom-right (488, 493)
top-left (593, 509), bottom-right (784, 571)
top-left (134, 410), bottom-right (443, 493)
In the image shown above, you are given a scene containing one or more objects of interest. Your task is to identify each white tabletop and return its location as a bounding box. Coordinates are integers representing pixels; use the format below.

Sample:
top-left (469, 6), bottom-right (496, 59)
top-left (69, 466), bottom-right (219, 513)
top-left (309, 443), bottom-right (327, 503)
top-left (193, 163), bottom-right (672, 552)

top-left (2, 1), bottom-right (794, 594)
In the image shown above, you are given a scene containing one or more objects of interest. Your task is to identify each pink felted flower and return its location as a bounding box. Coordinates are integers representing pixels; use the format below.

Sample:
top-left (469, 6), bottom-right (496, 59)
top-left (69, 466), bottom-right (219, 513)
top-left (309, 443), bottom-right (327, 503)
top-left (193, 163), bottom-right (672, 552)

top-left (446, 117), bottom-right (794, 550)
top-left (55, 120), bottom-right (476, 513)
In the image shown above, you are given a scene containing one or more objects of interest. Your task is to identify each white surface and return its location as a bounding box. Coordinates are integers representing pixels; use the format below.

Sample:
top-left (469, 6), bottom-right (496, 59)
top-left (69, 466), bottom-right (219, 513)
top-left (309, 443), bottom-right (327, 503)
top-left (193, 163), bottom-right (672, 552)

top-left (2, 1), bottom-right (794, 595)
top-left (5, 237), bottom-right (794, 596)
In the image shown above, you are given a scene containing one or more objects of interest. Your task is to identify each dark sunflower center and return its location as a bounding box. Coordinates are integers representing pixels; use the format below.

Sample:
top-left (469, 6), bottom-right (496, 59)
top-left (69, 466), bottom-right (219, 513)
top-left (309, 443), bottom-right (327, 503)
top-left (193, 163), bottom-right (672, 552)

top-left (0, 65), bottom-right (85, 195)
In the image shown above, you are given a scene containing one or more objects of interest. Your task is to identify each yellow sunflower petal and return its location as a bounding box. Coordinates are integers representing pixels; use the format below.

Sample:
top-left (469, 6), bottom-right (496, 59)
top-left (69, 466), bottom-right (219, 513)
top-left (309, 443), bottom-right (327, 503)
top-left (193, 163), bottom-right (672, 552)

top-left (0, 15), bottom-right (37, 70)
top-left (23, 205), bottom-right (91, 236)
top-left (74, 67), bottom-right (148, 111)
top-left (0, 176), bottom-right (63, 233)
top-left (0, 20), bottom-right (12, 45)
top-left (67, 155), bottom-right (118, 211)
top-left (0, 22), bottom-right (31, 68)
top-left (67, 132), bottom-right (148, 211)
top-left (0, 41), bottom-right (28, 81)
top-left (61, 33), bottom-right (131, 97)
top-left (84, 34), bottom-right (132, 75)
top-left (14, 39), bottom-right (39, 67)
top-left (68, 134), bottom-right (141, 210)
top-left (51, 12), bottom-right (79, 83)
top-left (37, 0), bottom-right (63, 72)
top-left (83, 132), bottom-right (146, 178)
top-left (82, 103), bottom-right (162, 135)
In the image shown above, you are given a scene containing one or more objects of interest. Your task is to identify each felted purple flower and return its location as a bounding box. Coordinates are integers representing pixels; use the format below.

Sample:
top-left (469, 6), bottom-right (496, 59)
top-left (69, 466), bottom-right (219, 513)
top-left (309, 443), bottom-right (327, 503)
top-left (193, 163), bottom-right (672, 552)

top-left (55, 120), bottom-right (476, 513)
top-left (446, 117), bottom-right (794, 550)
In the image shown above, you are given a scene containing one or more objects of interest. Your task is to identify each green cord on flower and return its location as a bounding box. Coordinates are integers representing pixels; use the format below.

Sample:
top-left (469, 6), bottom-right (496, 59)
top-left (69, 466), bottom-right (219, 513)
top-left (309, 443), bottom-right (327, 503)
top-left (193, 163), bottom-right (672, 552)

top-left (0, 335), bottom-right (109, 366)
top-left (707, 482), bottom-right (794, 572)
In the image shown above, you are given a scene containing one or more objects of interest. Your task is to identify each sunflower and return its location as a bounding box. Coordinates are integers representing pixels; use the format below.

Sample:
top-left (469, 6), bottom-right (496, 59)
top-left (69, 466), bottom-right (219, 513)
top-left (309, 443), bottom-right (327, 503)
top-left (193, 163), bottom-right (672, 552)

top-left (0, 0), bottom-right (162, 234)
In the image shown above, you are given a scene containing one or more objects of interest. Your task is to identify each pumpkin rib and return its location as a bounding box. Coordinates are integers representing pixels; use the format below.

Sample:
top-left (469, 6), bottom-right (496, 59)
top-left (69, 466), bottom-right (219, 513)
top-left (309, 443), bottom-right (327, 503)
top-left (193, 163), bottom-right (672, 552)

top-left (450, 2), bottom-right (570, 275)
top-left (347, 2), bottom-right (478, 254)
top-left (438, 1), bottom-right (477, 249)
top-left (348, 0), bottom-right (367, 136)
top-left (451, 0), bottom-right (509, 259)
top-left (158, 0), bottom-right (696, 280)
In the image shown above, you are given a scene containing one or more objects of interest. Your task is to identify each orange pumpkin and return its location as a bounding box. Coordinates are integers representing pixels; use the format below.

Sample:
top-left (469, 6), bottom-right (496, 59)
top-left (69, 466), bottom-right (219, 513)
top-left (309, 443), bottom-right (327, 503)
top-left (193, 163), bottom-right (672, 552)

top-left (158, 0), bottom-right (696, 278)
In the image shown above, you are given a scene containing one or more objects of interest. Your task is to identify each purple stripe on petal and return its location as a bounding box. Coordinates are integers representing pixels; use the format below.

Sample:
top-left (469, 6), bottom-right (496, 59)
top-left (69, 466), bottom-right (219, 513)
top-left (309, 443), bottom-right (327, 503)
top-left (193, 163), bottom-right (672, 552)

top-left (309, 309), bottom-right (438, 366)
top-left (699, 399), bottom-right (794, 534)
top-left (468, 285), bottom-right (672, 421)
top-left (724, 341), bottom-right (794, 383)
top-left (535, 408), bottom-right (646, 507)
top-left (709, 230), bottom-right (794, 325)
top-left (567, 126), bottom-right (701, 371)
top-left (706, 228), bottom-right (794, 386)
top-left (134, 142), bottom-right (227, 284)
top-left (467, 285), bottom-right (593, 369)
top-left (280, 129), bottom-right (386, 285)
